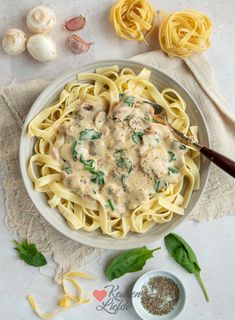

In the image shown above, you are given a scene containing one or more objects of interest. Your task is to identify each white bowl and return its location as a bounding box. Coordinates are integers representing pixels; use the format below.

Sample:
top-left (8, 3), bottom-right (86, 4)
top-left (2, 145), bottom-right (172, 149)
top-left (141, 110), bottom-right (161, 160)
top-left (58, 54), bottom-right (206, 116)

top-left (19, 59), bottom-right (210, 249)
top-left (132, 270), bottom-right (186, 320)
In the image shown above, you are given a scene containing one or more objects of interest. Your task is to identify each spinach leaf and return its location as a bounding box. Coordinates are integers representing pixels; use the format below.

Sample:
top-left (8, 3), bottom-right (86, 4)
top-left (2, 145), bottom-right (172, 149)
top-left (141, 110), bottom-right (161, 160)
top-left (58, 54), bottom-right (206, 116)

top-left (155, 179), bottom-right (161, 192)
top-left (106, 246), bottom-right (161, 281)
top-left (114, 149), bottom-right (133, 173)
top-left (91, 170), bottom-right (105, 185)
top-left (63, 161), bottom-right (72, 174)
top-left (168, 151), bottom-right (176, 162)
top-left (155, 179), bottom-right (169, 192)
top-left (71, 140), bottom-right (81, 161)
top-left (165, 233), bottom-right (209, 302)
top-left (132, 131), bottom-right (144, 144)
top-left (119, 93), bottom-right (125, 99)
top-left (79, 129), bottom-right (102, 140)
top-left (79, 154), bottom-right (105, 184)
top-left (155, 135), bottom-right (160, 143)
top-left (80, 154), bottom-right (96, 173)
top-left (14, 240), bottom-right (47, 267)
top-left (180, 143), bottom-right (187, 150)
top-left (107, 199), bottom-right (115, 211)
top-left (168, 167), bottom-right (179, 175)
top-left (164, 181), bottom-right (169, 188)
top-left (123, 96), bottom-right (135, 107)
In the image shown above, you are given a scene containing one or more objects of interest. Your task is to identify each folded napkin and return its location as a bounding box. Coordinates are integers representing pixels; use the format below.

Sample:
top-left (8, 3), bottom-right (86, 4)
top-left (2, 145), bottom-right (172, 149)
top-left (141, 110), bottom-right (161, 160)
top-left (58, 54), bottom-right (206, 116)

top-left (1, 50), bottom-right (234, 282)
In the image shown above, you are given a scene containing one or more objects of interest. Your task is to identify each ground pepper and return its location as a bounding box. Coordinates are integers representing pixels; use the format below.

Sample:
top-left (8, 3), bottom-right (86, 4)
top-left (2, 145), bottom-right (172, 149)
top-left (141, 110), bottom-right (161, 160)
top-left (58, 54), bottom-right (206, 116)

top-left (141, 276), bottom-right (180, 315)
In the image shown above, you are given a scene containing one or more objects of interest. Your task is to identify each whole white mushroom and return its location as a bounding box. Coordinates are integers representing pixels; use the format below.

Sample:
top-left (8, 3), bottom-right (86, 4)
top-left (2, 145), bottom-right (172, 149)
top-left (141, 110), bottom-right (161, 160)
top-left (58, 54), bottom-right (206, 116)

top-left (2, 28), bottom-right (27, 56)
top-left (26, 6), bottom-right (56, 34)
top-left (27, 34), bottom-right (57, 62)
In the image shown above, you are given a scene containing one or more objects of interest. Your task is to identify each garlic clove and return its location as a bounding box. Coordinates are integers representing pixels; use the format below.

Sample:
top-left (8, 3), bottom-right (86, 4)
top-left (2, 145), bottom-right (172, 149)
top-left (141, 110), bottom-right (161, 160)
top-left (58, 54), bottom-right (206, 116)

top-left (64, 15), bottom-right (86, 31)
top-left (26, 6), bottom-right (56, 34)
top-left (2, 28), bottom-right (27, 56)
top-left (27, 34), bottom-right (57, 62)
top-left (67, 34), bottom-right (92, 54)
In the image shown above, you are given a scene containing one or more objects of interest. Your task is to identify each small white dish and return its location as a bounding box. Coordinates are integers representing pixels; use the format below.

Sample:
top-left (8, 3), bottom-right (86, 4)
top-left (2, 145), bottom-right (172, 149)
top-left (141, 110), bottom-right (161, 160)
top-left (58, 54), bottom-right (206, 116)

top-left (132, 270), bottom-right (186, 320)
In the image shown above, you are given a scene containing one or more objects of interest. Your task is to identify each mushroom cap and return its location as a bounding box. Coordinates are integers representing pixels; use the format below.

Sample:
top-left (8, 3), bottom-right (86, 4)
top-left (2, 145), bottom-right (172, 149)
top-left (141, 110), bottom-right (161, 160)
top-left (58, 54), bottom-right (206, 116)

top-left (27, 34), bottom-right (57, 62)
top-left (2, 28), bottom-right (27, 56)
top-left (26, 5), bottom-right (56, 34)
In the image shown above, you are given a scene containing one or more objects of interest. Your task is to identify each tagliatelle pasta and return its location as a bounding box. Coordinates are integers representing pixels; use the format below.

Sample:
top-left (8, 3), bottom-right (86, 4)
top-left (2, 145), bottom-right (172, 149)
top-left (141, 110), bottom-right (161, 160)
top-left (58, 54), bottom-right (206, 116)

top-left (109, 0), bottom-right (157, 42)
top-left (28, 271), bottom-right (96, 319)
top-left (159, 10), bottom-right (212, 58)
top-left (28, 65), bottom-right (200, 239)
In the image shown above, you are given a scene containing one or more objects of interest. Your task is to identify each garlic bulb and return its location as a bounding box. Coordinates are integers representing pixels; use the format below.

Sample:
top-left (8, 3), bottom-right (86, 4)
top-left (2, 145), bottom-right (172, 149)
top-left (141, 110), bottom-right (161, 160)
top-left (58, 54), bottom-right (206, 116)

top-left (68, 35), bottom-right (92, 54)
top-left (2, 29), bottom-right (27, 56)
top-left (27, 34), bottom-right (57, 62)
top-left (26, 6), bottom-right (56, 34)
top-left (65, 16), bottom-right (86, 31)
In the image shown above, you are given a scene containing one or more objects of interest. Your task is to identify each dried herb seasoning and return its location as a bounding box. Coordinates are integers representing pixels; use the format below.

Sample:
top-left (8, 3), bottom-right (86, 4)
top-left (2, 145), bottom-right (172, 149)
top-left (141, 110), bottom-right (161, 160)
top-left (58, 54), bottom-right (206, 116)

top-left (141, 276), bottom-right (179, 315)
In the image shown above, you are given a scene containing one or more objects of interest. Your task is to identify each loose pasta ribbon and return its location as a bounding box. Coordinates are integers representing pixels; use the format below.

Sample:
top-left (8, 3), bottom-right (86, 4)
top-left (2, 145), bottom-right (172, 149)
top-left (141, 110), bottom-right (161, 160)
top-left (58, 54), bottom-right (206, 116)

top-left (159, 10), bottom-right (212, 58)
top-left (109, 0), bottom-right (157, 43)
top-left (27, 271), bottom-right (96, 319)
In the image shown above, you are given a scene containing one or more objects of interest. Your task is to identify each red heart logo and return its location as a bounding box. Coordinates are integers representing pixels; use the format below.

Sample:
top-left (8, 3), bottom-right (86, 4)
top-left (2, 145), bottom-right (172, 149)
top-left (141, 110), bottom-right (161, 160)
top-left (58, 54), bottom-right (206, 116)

top-left (93, 289), bottom-right (107, 302)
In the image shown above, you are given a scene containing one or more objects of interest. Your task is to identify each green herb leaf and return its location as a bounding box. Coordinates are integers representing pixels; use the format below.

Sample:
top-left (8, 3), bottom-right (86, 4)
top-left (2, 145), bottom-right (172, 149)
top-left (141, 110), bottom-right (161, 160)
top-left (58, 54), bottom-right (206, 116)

top-left (71, 140), bottom-right (81, 161)
top-left (120, 174), bottom-right (127, 191)
top-left (14, 240), bottom-right (47, 267)
top-left (132, 131), bottom-right (144, 144)
top-left (168, 151), bottom-right (176, 162)
top-left (106, 246), bottom-right (161, 281)
top-left (168, 167), bottom-right (179, 175)
top-left (79, 129), bottom-right (102, 141)
top-left (63, 161), bottom-right (72, 174)
top-left (164, 181), bottom-right (169, 188)
top-left (180, 144), bottom-right (187, 150)
top-left (79, 154), bottom-right (105, 184)
top-left (80, 154), bottom-right (96, 173)
top-left (107, 199), bottom-right (115, 211)
top-left (119, 93), bottom-right (125, 99)
top-left (155, 135), bottom-right (160, 143)
top-left (91, 170), bottom-right (105, 185)
top-left (155, 179), bottom-right (161, 192)
top-left (114, 149), bottom-right (133, 173)
top-left (123, 96), bottom-right (135, 107)
top-left (165, 233), bottom-right (209, 302)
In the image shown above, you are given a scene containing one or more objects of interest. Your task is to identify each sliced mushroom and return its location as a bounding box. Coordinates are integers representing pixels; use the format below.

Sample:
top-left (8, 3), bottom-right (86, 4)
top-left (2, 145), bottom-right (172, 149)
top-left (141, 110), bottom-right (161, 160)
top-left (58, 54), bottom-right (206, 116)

top-left (94, 111), bottom-right (106, 128)
top-left (113, 106), bottom-right (133, 121)
top-left (137, 102), bottom-right (155, 116)
top-left (129, 117), bottom-right (144, 130)
top-left (140, 147), bottom-right (168, 178)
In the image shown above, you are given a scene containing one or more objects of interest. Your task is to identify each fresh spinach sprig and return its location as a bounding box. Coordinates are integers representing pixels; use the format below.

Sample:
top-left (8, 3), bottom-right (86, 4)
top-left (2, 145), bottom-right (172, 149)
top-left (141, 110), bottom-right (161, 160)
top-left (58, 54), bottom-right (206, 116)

top-left (71, 140), bottom-right (81, 161)
top-left (114, 149), bottom-right (132, 173)
top-left (132, 131), bottom-right (144, 144)
top-left (106, 246), bottom-right (161, 281)
top-left (165, 233), bottom-right (209, 302)
top-left (14, 240), bottom-right (47, 267)
top-left (79, 154), bottom-right (105, 185)
top-left (79, 129), bottom-right (102, 140)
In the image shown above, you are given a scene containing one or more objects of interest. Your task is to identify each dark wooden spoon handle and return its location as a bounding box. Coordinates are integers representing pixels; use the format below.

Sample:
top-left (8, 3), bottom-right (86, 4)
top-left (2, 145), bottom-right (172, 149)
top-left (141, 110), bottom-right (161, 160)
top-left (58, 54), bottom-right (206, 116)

top-left (201, 146), bottom-right (235, 178)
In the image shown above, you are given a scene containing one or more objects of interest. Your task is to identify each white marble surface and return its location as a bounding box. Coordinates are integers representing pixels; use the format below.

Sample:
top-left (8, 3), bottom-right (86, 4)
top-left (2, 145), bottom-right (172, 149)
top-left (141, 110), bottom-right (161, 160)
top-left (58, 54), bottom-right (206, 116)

top-left (0, 1), bottom-right (235, 320)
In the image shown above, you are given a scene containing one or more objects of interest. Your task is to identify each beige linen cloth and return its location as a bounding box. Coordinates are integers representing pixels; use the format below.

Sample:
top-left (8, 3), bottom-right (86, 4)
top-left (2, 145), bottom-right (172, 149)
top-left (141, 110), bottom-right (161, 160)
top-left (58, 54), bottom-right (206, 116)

top-left (0, 50), bottom-right (234, 282)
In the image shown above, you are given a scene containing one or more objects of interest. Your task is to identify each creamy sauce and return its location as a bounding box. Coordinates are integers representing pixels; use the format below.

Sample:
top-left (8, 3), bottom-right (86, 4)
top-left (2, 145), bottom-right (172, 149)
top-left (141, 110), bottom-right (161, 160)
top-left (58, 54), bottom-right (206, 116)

top-left (51, 93), bottom-right (187, 217)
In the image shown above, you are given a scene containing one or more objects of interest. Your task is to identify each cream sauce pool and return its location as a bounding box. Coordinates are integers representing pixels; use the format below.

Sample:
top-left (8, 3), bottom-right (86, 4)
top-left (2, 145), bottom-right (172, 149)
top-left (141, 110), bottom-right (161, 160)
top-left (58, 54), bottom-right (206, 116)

top-left (51, 93), bottom-right (187, 217)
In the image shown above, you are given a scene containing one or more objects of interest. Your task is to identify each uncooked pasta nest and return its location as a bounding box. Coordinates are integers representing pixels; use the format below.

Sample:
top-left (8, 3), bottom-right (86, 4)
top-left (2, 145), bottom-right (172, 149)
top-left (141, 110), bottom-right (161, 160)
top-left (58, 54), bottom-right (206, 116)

top-left (159, 10), bottom-right (212, 58)
top-left (109, 0), bottom-right (157, 42)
